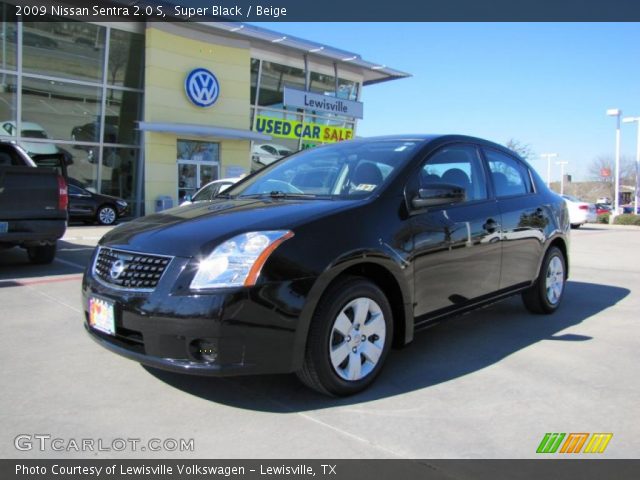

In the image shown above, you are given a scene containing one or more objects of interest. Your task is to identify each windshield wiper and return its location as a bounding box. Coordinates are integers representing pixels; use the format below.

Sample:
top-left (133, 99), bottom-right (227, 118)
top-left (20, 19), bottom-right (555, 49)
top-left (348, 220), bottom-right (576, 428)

top-left (237, 191), bottom-right (331, 200)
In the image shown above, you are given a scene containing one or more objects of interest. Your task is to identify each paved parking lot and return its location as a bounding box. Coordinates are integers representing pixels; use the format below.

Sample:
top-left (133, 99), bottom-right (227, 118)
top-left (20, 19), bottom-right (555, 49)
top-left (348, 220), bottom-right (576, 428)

top-left (1, 224), bottom-right (638, 458)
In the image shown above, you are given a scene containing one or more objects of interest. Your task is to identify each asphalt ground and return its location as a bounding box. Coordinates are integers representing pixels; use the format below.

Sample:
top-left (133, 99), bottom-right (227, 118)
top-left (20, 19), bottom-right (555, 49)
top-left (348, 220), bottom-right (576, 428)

top-left (0, 223), bottom-right (638, 459)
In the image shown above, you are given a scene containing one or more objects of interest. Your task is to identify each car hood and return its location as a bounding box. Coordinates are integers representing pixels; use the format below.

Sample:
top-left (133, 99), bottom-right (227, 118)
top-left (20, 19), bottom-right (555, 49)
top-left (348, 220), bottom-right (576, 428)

top-left (99, 197), bottom-right (358, 257)
top-left (93, 192), bottom-right (126, 204)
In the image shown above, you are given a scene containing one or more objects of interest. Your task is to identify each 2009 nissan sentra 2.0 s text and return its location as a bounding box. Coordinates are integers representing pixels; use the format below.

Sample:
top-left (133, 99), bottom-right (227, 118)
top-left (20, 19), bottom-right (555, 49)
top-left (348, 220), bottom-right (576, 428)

top-left (82, 135), bottom-right (570, 396)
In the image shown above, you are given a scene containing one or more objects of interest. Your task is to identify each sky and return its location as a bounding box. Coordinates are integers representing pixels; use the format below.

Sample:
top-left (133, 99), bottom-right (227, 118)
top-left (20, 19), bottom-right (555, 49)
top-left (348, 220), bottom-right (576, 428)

top-left (259, 22), bottom-right (640, 182)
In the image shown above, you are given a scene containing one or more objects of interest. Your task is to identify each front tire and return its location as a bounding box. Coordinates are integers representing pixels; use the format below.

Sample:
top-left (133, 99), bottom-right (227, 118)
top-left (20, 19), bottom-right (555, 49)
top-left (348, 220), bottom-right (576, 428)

top-left (27, 243), bottom-right (56, 264)
top-left (571, 223), bottom-right (581, 229)
top-left (522, 246), bottom-right (566, 314)
top-left (297, 277), bottom-right (393, 396)
top-left (97, 205), bottom-right (117, 225)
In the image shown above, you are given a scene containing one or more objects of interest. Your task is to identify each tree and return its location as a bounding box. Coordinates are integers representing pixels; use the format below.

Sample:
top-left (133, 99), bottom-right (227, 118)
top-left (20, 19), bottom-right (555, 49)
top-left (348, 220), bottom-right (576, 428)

top-left (588, 155), bottom-right (636, 201)
top-left (505, 139), bottom-right (534, 161)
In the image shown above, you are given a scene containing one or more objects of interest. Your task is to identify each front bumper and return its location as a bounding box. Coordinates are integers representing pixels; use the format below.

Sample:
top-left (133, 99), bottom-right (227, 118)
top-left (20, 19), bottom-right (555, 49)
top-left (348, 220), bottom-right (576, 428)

top-left (82, 255), bottom-right (314, 377)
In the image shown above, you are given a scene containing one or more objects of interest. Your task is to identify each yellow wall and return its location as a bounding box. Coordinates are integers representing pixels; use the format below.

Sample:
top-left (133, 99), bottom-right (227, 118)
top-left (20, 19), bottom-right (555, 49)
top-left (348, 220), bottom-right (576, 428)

top-left (143, 27), bottom-right (251, 213)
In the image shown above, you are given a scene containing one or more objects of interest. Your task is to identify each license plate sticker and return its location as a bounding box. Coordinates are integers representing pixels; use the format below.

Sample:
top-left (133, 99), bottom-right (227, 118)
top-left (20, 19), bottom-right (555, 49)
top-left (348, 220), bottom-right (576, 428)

top-left (89, 297), bottom-right (116, 336)
top-left (0, 222), bottom-right (7, 234)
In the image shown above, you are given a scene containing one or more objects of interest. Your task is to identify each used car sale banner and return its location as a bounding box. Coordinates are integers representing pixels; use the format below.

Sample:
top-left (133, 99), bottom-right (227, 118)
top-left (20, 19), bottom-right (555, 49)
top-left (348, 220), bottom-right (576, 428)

top-left (255, 116), bottom-right (354, 143)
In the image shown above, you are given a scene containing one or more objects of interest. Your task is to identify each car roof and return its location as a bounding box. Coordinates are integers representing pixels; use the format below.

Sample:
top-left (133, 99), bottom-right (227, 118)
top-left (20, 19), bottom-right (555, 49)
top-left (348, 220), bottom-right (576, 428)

top-left (338, 134), bottom-right (519, 156)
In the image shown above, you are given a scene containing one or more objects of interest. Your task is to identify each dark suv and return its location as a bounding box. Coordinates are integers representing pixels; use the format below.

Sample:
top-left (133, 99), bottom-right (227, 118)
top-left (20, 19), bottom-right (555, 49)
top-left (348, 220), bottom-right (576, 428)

top-left (83, 135), bottom-right (569, 396)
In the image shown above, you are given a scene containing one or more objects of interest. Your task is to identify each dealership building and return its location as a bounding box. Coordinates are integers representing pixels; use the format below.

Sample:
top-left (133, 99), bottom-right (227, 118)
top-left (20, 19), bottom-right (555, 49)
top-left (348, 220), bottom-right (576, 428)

top-left (0, 6), bottom-right (409, 215)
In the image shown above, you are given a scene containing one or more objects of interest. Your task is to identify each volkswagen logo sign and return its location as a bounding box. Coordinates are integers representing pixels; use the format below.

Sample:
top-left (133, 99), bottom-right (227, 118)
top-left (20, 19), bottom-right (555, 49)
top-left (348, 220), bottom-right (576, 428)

top-left (110, 259), bottom-right (126, 280)
top-left (185, 68), bottom-right (220, 107)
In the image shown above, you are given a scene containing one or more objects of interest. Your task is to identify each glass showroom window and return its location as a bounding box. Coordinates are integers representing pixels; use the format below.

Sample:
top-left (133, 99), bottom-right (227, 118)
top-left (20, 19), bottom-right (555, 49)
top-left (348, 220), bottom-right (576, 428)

top-left (258, 61), bottom-right (305, 108)
top-left (108, 29), bottom-right (144, 89)
top-left (22, 20), bottom-right (106, 83)
top-left (337, 77), bottom-right (359, 101)
top-left (0, 74), bottom-right (17, 140)
top-left (21, 77), bottom-right (102, 143)
top-left (250, 58), bottom-right (259, 105)
top-left (309, 71), bottom-right (335, 96)
top-left (101, 146), bottom-right (139, 201)
top-left (0, 3), bottom-right (17, 71)
top-left (106, 89), bottom-right (142, 145)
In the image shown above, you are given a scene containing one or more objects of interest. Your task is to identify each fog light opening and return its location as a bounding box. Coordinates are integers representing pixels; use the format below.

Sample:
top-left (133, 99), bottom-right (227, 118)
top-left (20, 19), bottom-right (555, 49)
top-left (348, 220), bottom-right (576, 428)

top-left (190, 339), bottom-right (218, 363)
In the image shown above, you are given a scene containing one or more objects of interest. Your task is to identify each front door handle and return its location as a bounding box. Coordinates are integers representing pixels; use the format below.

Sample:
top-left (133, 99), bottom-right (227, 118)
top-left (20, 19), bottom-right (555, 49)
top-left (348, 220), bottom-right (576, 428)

top-left (483, 218), bottom-right (499, 233)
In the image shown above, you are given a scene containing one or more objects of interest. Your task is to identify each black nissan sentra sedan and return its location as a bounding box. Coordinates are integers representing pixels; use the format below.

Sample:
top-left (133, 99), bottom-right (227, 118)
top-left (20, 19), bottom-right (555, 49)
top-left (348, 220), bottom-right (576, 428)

top-left (83, 135), bottom-right (570, 396)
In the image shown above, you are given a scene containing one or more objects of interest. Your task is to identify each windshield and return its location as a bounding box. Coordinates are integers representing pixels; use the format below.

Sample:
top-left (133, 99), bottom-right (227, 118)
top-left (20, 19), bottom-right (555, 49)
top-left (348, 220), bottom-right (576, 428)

top-left (228, 140), bottom-right (419, 199)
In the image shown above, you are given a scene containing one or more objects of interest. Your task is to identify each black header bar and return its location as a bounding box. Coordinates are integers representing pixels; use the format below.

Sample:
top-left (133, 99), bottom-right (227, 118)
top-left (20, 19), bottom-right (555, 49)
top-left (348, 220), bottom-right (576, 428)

top-left (4, 0), bottom-right (640, 22)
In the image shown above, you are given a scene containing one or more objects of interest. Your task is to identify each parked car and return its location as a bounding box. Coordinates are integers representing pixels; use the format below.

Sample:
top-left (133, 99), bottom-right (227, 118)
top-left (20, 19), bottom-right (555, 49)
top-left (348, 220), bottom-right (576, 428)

top-left (596, 197), bottom-right (611, 205)
top-left (2, 121), bottom-right (59, 155)
top-left (561, 194), bottom-right (597, 228)
top-left (251, 142), bottom-right (294, 168)
top-left (83, 135), bottom-right (570, 396)
top-left (595, 203), bottom-right (612, 215)
top-left (71, 117), bottom-right (119, 144)
top-left (180, 177), bottom-right (242, 206)
top-left (0, 141), bottom-right (67, 264)
top-left (67, 179), bottom-right (128, 225)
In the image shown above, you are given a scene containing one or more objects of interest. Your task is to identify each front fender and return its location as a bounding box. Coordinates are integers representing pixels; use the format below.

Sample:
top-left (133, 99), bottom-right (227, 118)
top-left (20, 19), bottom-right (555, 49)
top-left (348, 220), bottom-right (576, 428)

top-left (290, 249), bottom-right (414, 371)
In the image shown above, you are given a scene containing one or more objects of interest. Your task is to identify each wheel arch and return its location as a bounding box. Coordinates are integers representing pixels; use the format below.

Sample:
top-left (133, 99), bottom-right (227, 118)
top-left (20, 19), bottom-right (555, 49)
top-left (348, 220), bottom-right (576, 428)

top-left (291, 257), bottom-right (413, 371)
top-left (548, 236), bottom-right (569, 279)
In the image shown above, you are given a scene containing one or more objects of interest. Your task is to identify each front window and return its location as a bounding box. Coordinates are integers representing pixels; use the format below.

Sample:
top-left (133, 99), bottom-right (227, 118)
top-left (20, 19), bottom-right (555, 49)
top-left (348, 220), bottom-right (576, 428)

top-left (228, 140), bottom-right (419, 199)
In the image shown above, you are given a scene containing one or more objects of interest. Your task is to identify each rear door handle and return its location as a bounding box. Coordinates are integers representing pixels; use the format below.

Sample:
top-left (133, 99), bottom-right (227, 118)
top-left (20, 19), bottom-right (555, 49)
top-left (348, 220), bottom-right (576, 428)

top-left (483, 218), bottom-right (499, 233)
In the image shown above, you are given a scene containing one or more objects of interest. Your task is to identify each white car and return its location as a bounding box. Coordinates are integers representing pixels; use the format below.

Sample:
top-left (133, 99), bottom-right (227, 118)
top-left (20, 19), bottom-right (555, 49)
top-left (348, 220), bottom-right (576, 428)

top-left (1, 121), bottom-right (58, 156)
top-left (251, 143), bottom-right (294, 167)
top-left (180, 177), bottom-right (242, 206)
top-left (562, 194), bottom-right (597, 228)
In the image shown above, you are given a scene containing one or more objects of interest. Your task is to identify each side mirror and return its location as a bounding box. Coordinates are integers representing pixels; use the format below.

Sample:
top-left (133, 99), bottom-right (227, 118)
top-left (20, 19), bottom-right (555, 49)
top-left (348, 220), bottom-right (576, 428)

top-left (411, 183), bottom-right (466, 209)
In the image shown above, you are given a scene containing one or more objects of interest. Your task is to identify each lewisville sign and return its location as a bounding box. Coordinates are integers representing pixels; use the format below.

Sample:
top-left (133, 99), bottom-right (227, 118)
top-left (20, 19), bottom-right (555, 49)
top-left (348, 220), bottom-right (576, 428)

top-left (284, 87), bottom-right (364, 119)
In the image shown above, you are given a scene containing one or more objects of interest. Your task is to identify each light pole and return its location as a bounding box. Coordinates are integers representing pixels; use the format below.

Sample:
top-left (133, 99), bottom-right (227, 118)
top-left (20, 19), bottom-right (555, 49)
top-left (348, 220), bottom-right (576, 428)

top-left (556, 161), bottom-right (569, 195)
top-left (622, 116), bottom-right (640, 215)
top-left (607, 109), bottom-right (622, 218)
top-left (541, 153), bottom-right (558, 187)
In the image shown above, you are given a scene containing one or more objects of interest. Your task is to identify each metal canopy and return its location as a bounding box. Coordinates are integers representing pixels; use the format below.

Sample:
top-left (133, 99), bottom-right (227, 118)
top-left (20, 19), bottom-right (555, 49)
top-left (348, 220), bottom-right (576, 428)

top-left (137, 122), bottom-right (271, 142)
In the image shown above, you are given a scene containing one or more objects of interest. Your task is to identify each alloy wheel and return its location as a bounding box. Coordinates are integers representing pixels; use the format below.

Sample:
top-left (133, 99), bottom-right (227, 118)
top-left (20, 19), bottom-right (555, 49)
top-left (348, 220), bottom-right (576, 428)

top-left (328, 297), bottom-right (386, 381)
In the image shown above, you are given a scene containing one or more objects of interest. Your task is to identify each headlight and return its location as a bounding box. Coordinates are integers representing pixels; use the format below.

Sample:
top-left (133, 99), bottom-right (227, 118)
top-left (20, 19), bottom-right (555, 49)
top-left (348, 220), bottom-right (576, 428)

top-left (190, 230), bottom-right (294, 290)
top-left (116, 200), bottom-right (128, 207)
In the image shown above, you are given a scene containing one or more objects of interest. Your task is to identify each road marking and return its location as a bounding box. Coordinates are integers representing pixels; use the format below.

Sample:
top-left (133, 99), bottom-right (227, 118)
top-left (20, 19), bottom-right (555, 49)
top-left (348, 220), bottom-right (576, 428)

top-left (23, 284), bottom-right (83, 313)
top-left (54, 257), bottom-right (87, 270)
top-left (39, 98), bottom-right (59, 113)
top-left (220, 378), bottom-right (406, 458)
top-left (17, 275), bottom-right (83, 286)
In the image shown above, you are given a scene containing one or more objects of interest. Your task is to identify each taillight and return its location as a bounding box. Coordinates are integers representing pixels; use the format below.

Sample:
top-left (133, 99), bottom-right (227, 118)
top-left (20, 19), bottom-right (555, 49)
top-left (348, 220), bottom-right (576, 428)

top-left (57, 175), bottom-right (68, 211)
top-left (579, 205), bottom-right (588, 211)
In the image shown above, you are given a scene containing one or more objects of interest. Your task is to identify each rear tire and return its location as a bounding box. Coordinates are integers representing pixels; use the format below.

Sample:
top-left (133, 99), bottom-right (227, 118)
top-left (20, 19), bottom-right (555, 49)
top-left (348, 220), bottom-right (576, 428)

top-left (297, 276), bottom-right (393, 396)
top-left (522, 246), bottom-right (566, 314)
top-left (27, 243), bottom-right (56, 265)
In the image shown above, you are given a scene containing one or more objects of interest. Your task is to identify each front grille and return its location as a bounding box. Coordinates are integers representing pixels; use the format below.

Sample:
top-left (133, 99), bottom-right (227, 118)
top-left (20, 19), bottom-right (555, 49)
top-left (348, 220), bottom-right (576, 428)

top-left (93, 246), bottom-right (172, 291)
